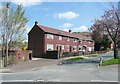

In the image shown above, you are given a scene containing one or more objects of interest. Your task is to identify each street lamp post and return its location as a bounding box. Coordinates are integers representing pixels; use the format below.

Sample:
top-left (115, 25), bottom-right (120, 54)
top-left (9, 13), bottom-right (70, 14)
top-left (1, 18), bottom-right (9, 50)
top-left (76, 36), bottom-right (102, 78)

top-left (57, 32), bottom-right (61, 60)
top-left (4, 3), bottom-right (9, 67)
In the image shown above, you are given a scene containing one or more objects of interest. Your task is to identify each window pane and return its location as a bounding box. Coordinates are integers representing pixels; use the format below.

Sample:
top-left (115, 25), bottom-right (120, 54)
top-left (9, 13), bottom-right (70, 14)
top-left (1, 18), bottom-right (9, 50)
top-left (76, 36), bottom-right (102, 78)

top-left (47, 34), bottom-right (53, 39)
top-left (59, 36), bottom-right (62, 40)
top-left (47, 44), bottom-right (54, 50)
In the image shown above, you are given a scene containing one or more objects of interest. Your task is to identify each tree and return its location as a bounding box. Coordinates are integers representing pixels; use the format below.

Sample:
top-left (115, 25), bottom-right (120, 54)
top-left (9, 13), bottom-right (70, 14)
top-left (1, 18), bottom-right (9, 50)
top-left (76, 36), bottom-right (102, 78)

top-left (91, 4), bottom-right (120, 59)
top-left (91, 29), bottom-right (103, 51)
top-left (0, 3), bottom-right (28, 49)
top-left (90, 20), bottom-right (111, 51)
top-left (101, 35), bottom-right (112, 50)
top-left (0, 3), bottom-right (28, 66)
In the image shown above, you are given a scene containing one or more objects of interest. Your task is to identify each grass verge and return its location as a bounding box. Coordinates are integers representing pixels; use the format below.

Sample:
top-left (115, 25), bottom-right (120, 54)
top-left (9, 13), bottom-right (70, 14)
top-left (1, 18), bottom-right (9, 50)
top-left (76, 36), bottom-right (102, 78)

top-left (102, 57), bottom-right (120, 66)
top-left (86, 54), bottom-right (101, 57)
top-left (68, 57), bottom-right (84, 61)
top-left (67, 54), bottom-right (101, 61)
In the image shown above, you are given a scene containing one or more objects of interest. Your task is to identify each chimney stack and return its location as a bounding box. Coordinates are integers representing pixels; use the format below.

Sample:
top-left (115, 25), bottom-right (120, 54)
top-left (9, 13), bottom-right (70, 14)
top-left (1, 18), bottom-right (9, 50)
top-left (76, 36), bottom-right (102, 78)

top-left (35, 21), bottom-right (38, 25)
top-left (69, 30), bottom-right (71, 33)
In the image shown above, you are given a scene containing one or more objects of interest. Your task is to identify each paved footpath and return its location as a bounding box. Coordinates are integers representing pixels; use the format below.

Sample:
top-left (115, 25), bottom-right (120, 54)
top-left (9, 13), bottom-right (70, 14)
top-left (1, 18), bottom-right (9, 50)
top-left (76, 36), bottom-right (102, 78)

top-left (0, 58), bottom-right (59, 73)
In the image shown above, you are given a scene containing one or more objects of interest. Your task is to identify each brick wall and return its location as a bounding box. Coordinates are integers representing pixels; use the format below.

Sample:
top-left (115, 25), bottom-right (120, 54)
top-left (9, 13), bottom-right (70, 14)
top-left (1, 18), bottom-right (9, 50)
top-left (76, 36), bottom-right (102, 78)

top-left (28, 25), bottom-right (45, 57)
top-left (45, 34), bottom-right (79, 52)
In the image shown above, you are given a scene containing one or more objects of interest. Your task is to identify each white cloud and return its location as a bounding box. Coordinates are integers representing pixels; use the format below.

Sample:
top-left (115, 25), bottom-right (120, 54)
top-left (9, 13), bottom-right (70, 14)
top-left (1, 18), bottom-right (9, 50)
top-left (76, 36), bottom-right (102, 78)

top-left (10, 0), bottom-right (42, 7)
top-left (61, 23), bottom-right (73, 28)
top-left (55, 11), bottom-right (79, 19)
top-left (72, 26), bottom-right (89, 32)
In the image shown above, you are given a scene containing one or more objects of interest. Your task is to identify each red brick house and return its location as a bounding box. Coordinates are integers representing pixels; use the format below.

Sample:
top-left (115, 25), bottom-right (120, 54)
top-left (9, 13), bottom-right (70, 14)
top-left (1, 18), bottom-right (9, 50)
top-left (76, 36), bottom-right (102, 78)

top-left (28, 22), bottom-right (94, 58)
top-left (74, 32), bottom-right (94, 52)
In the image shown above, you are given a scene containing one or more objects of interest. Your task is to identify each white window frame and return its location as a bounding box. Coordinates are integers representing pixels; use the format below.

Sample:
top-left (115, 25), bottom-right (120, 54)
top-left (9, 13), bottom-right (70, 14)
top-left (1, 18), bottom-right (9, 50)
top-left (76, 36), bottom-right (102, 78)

top-left (67, 37), bottom-right (70, 41)
top-left (79, 46), bottom-right (82, 51)
top-left (73, 46), bottom-right (77, 50)
top-left (79, 40), bottom-right (82, 43)
top-left (47, 34), bottom-right (54, 39)
top-left (59, 36), bottom-right (62, 40)
top-left (88, 47), bottom-right (92, 52)
top-left (88, 40), bottom-right (91, 44)
top-left (61, 45), bottom-right (64, 50)
top-left (73, 38), bottom-right (77, 42)
top-left (67, 45), bottom-right (69, 50)
top-left (47, 44), bottom-right (54, 51)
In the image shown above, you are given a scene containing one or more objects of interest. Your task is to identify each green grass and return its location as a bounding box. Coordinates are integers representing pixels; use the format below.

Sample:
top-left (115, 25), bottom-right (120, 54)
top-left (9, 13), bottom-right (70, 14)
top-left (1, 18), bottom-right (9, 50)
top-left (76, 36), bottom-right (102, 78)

top-left (67, 54), bottom-right (101, 61)
top-left (86, 54), bottom-right (101, 57)
top-left (102, 57), bottom-right (120, 66)
top-left (68, 57), bottom-right (84, 61)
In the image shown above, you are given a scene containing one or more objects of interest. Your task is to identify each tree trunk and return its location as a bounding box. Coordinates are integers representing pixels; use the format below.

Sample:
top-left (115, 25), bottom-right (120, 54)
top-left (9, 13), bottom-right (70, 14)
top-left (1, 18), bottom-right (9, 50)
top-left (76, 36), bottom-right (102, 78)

top-left (114, 43), bottom-right (118, 59)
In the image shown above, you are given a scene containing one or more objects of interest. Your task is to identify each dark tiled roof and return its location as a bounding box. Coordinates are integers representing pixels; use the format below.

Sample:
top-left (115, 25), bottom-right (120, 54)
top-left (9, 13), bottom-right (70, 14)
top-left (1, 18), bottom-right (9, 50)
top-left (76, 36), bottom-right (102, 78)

top-left (73, 32), bottom-right (93, 40)
top-left (37, 24), bottom-right (79, 38)
top-left (30, 22), bottom-right (93, 40)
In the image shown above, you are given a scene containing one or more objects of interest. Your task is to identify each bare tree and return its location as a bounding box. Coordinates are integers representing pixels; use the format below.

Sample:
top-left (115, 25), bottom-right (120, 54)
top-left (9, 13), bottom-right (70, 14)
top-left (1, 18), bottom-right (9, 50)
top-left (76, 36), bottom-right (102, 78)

top-left (0, 3), bottom-right (28, 66)
top-left (0, 3), bottom-right (28, 49)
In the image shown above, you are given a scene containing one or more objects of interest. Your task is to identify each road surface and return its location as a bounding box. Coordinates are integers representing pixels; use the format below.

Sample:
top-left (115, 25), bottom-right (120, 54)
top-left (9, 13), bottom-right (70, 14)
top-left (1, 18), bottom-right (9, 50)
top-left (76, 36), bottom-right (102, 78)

top-left (0, 51), bottom-right (119, 82)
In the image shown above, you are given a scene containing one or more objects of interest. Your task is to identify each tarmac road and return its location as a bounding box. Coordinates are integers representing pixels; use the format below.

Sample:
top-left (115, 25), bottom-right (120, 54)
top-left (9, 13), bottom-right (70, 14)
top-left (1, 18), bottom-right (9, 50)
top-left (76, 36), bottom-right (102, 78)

top-left (1, 63), bottom-right (119, 82)
top-left (0, 51), bottom-right (119, 82)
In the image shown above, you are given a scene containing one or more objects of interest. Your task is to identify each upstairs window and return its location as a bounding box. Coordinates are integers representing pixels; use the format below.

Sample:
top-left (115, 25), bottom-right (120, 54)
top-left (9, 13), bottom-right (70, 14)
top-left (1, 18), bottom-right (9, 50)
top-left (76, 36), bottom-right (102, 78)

top-left (59, 36), bottom-right (62, 40)
top-left (47, 34), bottom-right (54, 39)
top-left (82, 40), bottom-right (86, 43)
top-left (67, 37), bottom-right (70, 41)
top-left (73, 38), bottom-right (77, 42)
top-left (79, 40), bottom-right (82, 43)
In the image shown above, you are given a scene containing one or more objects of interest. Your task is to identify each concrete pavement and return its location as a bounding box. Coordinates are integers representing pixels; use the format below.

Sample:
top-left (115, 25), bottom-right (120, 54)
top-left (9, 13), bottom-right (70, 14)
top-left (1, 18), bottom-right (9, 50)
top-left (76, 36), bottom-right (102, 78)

top-left (1, 58), bottom-right (59, 72)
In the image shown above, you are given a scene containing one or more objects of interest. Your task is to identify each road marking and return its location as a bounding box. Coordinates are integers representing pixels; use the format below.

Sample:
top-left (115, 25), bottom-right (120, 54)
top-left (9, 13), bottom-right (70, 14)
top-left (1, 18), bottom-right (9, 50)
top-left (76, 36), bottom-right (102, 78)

top-left (82, 68), bottom-right (94, 71)
top-left (48, 79), bottom-right (60, 82)
top-left (1, 80), bottom-right (34, 82)
top-left (91, 80), bottom-right (119, 82)
top-left (35, 79), bottom-right (45, 82)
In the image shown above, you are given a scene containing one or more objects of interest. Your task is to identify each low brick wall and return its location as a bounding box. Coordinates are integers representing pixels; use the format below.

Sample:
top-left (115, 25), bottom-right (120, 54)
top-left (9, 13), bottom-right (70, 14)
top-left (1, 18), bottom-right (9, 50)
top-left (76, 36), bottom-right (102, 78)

top-left (16, 50), bottom-right (32, 63)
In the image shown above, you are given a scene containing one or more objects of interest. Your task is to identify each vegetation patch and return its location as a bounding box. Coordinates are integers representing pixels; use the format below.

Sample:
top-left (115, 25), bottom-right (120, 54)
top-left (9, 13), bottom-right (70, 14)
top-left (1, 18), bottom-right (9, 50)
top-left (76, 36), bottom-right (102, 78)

top-left (86, 54), bottom-right (101, 57)
top-left (68, 57), bottom-right (84, 61)
top-left (102, 57), bottom-right (120, 66)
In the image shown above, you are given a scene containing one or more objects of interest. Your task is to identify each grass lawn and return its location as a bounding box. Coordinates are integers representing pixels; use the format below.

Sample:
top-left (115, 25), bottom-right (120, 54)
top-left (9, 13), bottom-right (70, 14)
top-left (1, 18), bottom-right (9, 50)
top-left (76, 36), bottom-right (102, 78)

top-left (102, 57), bottom-right (120, 66)
top-left (67, 54), bottom-right (101, 61)
top-left (68, 57), bottom-right (84, 61)
top-left (86, 54), bottom-right (101, 57)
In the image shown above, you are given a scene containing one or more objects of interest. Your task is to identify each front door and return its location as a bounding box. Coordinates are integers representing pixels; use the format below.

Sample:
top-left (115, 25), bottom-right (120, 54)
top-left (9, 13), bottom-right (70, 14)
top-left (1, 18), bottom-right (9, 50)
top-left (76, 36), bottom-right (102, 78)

top-left (69, 46), bottom-right (72, 52)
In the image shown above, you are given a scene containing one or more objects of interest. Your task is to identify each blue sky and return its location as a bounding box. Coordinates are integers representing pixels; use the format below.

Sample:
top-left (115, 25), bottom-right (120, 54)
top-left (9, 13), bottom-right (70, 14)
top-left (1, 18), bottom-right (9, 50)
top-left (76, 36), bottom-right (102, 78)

top-left (2, 1), bottom-right (118, 40)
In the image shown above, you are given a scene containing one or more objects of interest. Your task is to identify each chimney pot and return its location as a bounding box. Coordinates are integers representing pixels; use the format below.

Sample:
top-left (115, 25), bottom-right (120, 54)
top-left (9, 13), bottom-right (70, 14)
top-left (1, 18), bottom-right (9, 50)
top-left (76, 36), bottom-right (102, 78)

top-left (69, 30), bottom-right (71, 33)
top-left (35, 21), bottom-right (38, 25)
